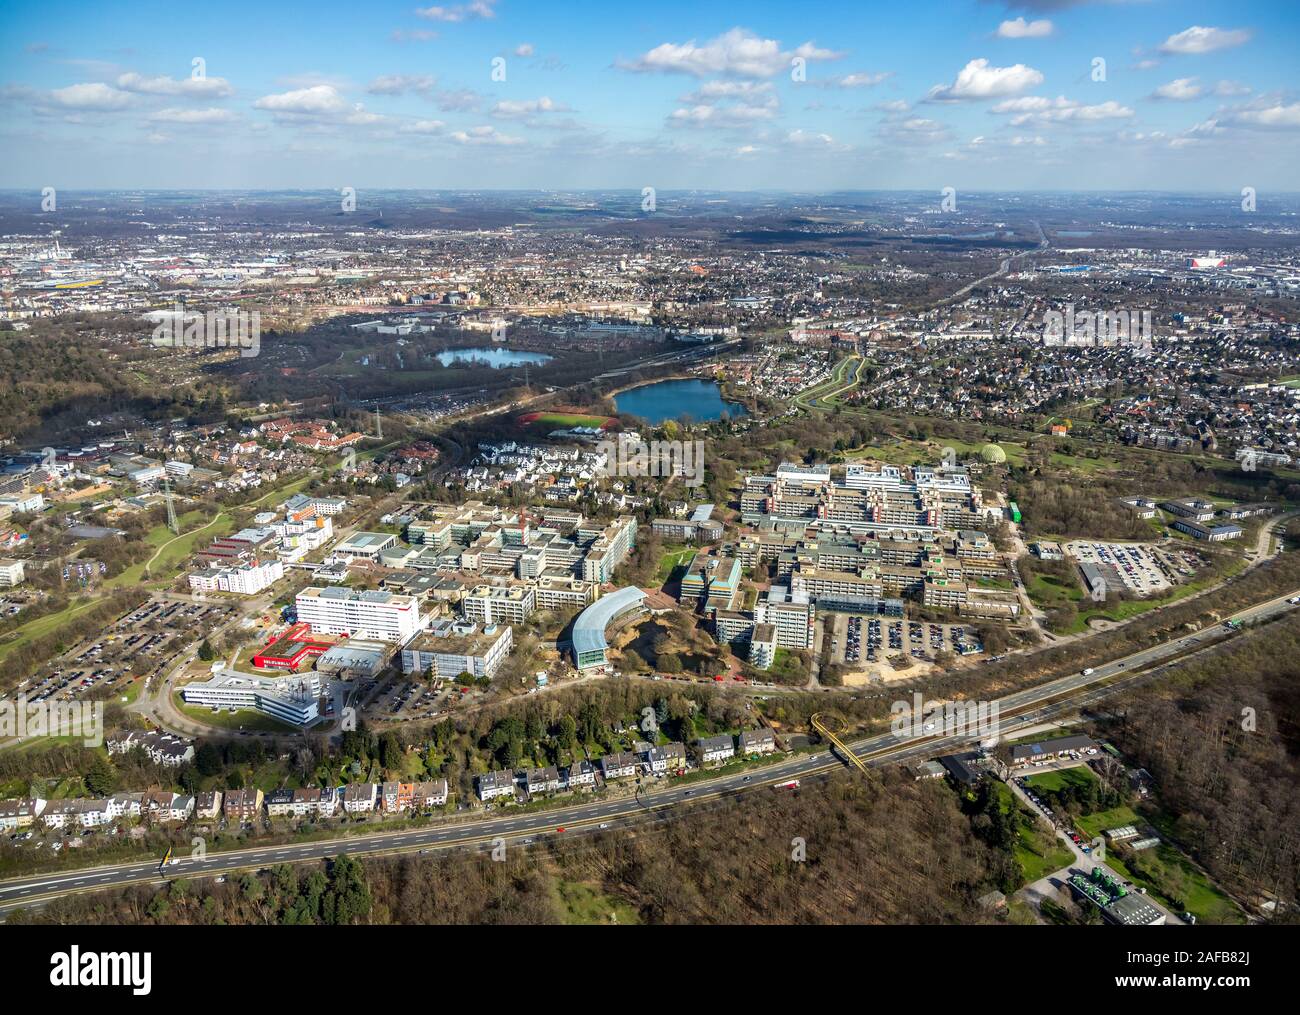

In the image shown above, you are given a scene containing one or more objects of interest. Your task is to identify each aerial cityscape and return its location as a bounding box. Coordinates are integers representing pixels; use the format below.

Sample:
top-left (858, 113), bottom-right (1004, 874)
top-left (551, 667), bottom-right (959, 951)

top-left (0, 0), bottom-right (1296, 976)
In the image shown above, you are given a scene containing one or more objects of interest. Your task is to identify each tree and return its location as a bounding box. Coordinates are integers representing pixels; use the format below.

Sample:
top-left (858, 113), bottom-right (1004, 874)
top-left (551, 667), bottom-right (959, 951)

top-left (557, 715), bottom-right (577, 752)
top-left (83, 755), bottom-right (116, 796)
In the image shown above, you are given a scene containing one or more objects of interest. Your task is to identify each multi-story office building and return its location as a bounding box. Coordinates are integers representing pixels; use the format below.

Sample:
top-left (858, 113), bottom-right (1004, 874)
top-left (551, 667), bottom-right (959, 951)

top-left (462, 583), bottom-right (536, 625)
top-left (400, 619), bottom-right (514, 680)
top-left (189, 558), bottom-right (283, 595)
top-left (580, 516), bottom-right (637, 584)
top-left (295, 587), bottom-right (422, 642)
top-left (754, 585), bottom-right (816, 650)
top-left (181, 670), bottom-right (321, 726)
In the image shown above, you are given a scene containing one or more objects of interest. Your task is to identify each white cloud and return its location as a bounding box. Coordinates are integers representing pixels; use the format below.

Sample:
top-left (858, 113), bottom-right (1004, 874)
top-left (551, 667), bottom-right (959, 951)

top-left (116, 72), bottom-right (233, 98)
top-left (415, 1), bottom-right (496, 23)
top-left (997, 18), bottom-right (1054, 39)
top-left (47, 82), bottom-right (132, 110)
top-left (448, 124), bottom-right (523, 145)
top-left (1224, 102), bottom-right (1300, 131)
top-left (623, 28), bottom-right (841, 78)
top-left (886, 117), bottom-right (949, 143)
top-left (833, 71), bottom-right (891, 88)
top-left (366, 74), bottom-right (435, 95)
top-left (785, 128), bottom-right (842, 149)
top-left (147, 107), bottom-right (236, 124)
top-left (398, 118), bottom-right (446, 134)
top-left (670, 103), bottom-right (776, 127)
top-left (514, 43), bottom-right (535, 58)
top-left (928, 58), bottom-right (1044, 101)
top-left (491, 96), bottom-right (569, 119)
top-left (1152, 78), bottom-right (1202, 101)
top-left (683, 80), bottom-right (774, 101)
top-left (1214, 80), bottom-right (1251, 97)
top-left (991, 95), bottom-right (1134, 125)
top-left (253, 84), bottom-right (349, 115)
top-left (874, 99), bottom-right (911, 113)
top-left (1159, 26), bottom-right (1252, 56)
top-left (434, 88), bottom-right (483, 112)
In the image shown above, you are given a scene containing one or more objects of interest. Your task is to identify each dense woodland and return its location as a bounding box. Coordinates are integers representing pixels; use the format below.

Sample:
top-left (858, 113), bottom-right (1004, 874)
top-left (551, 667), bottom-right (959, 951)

top-left (1106, 611), bottom-right (1300, 914)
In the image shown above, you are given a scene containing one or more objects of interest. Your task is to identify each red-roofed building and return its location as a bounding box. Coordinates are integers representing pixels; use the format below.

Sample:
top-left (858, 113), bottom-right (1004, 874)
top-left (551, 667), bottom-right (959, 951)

top-left (252, 622), bottom-right (331, 671)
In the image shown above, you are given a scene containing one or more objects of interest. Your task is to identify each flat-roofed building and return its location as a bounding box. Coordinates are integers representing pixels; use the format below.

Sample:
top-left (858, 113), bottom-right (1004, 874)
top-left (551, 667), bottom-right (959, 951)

top-left (401, 619), bottom-right (513, 681)
top-left (295, 587), bottom-right (422, 642)
top-left (332, 531), bottom-right (398, 561)
top-left (462, 582), bottom-right (535, 625)
top-left (749, 623), bottom-right (777, 669)
top-left (181, 670), bottom-right (321, 726)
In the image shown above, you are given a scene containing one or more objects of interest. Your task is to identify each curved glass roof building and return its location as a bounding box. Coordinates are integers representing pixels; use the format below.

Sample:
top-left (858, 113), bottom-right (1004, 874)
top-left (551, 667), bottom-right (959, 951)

top-left (571, 587), bottom-right (647, 671)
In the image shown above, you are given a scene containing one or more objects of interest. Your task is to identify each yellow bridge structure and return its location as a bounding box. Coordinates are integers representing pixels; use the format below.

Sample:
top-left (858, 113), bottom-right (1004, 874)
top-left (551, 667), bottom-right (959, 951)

top-left (810, 713), bottom-right (870, 776)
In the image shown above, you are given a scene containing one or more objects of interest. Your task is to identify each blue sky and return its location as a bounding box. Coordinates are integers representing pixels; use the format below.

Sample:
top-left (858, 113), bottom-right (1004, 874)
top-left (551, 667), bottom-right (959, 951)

top-left (2, 0), bottom-right (1298, 191)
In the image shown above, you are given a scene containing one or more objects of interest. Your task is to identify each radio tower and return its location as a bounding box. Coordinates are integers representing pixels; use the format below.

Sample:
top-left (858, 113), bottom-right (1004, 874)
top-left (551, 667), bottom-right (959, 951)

top-left (162, 474), bottom-right (179, 534)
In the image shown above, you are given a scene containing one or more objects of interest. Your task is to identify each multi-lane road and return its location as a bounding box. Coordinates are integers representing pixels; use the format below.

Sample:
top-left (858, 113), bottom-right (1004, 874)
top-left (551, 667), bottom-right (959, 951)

top-left (2, 588), bottom-right (1296, 918)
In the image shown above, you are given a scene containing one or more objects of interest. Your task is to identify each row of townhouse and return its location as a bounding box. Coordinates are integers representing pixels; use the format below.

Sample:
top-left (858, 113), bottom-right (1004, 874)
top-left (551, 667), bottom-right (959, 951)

top-left (477, 759), bottom-right (600, 801)
top-left (198, 774), bottom-right (452, 821)
top-left (604, 728), bottom-right (779, 780)
top-left (28, 791), bottom-right (196, 829)
top-left (266, 787), bottom-right (338, 819)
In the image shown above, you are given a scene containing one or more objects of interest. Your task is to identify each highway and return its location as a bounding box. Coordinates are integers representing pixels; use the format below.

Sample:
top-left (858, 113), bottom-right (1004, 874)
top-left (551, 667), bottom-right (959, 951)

top-left (2, 588), bottom-right (1295, 917)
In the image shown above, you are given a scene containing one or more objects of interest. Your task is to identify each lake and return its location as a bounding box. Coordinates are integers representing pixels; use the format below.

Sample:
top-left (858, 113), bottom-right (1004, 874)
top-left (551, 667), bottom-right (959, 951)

top-left (436, 347), bottom-right (554, 369)
top-left (614, 378), bottom-right (747, 424)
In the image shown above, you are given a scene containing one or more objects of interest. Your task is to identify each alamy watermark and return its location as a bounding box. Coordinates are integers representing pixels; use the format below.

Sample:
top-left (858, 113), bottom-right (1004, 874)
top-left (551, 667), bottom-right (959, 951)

top-left (0, 694), bottom-right (104, 746)
top-left (150, 301), bottom-right (261, 358)
top-left (891, 692), bottom-right (1000, 745)
top-left (596, 437), bottom-right (705, 488)
top-left (1042, 304), bottom-right (1152, 354)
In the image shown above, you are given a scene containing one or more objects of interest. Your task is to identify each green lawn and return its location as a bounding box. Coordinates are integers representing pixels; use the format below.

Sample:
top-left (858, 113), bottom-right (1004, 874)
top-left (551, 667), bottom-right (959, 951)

top-left (1025, 572), bottom-right (1084, 609)
top-left (1024, 766), bottom-right (1096, 794)
top-left (0, 596), bottom-right (105, 664)
top-left (657, 547), bottom-right (694, 583)
top-left (522, 411), bottom-right (616, 430)
top-left (554, 879), bottom-right (641, 925)
top-left (1023, 772), bottom-right (1246, 924)
top-left (1073, 803), bottom-right (1141, 839)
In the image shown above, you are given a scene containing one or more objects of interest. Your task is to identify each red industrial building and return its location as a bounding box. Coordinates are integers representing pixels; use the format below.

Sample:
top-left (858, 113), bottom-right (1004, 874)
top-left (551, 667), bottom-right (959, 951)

top-left (252, 623), bottom-right (331, 671)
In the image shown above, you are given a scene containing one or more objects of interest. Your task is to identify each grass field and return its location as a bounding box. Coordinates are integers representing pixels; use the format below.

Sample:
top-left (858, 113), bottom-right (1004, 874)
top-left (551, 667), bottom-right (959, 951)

top-left (518, 410), bottom-right (617, 430)
top-left (0, 596), bottom-right (106, 664)
top-left (657, 546), bottom-right (694, 583)
top-left (1024, 766), bottom-right (1097, 793)
top-left (554, 879), bottom-right (641, 925)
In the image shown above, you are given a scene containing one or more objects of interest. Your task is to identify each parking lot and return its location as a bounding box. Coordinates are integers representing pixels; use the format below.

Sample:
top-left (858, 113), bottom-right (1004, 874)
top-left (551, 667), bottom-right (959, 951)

top-left (1066, 540), bottom-right (1173, 597)
top-left (19, 600), bottom-right (234, 704)
top-left (828, 614), bottom-right (984, 669)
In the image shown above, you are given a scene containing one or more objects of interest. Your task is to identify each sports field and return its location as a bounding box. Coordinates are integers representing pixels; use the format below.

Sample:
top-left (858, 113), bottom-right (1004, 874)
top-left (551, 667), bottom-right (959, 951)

top-left (517, 409), bottom-right (618, 430)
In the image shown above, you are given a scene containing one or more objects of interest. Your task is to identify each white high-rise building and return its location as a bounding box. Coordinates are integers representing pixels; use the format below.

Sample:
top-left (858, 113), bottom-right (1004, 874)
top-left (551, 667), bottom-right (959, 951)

top-left (295, 587), bottom-right (422, 643)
